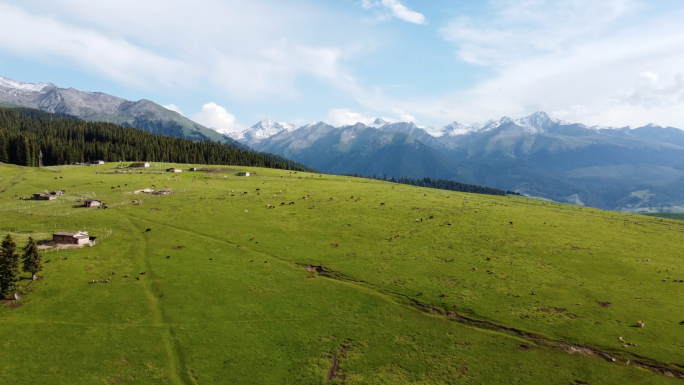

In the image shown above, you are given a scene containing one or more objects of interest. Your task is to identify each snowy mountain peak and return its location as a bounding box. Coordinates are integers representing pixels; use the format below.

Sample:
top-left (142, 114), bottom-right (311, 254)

top-left (241, 119), bottom-right (296, 141)
top-left (0, 76), bottom-right (53, 93)
top-left (440, 122), bottom-right (477, 136)
top-left (514, 111), bottom-right (556, 133)
top-left (372, 118), bottom-right (390, 126)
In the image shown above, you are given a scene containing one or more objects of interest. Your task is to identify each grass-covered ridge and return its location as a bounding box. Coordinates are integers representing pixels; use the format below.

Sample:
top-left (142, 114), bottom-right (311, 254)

top-left (1, 162), bottom-right (683, 384)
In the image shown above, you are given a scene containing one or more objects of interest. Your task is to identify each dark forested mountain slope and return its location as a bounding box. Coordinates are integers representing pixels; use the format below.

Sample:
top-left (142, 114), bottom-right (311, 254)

top-left (0, 75), bottom-right (240, 145)
top-left (0, 108), bottom-right (313, 171)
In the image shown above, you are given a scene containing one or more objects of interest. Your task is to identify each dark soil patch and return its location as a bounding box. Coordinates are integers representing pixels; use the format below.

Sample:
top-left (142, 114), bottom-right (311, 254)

top-left (518, 344), bottom-right (530, 350)
top-left (598, 302), bottom-right (612, 308)
top-left (172, 246), bottom-right (184, 250)
top-left (327, 343), bottom-right (351, 382)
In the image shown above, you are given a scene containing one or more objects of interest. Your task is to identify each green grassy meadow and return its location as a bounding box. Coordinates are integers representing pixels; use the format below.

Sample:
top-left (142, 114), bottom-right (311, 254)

top-left (1, 162), bottom-right (683, 384)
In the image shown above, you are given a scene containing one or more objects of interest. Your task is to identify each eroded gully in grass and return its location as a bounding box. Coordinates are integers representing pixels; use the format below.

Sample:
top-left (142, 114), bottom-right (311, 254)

top-left (127, 214), bottom-right (684, 381)
top-left (125, 216), bottom-right (197, 385)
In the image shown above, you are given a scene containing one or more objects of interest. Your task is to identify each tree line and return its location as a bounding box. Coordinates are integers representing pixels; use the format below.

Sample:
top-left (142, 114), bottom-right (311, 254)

top-left (0, 235), bottom-right (42, 300)
top-left (344, 173), bottom-right (520, 197)
top-left (0, 108), bottom-right (315, 171)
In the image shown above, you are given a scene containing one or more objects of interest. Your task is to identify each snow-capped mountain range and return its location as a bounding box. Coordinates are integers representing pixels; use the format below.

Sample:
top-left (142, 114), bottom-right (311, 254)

top-left (235, 111), bottom-right (662, 144)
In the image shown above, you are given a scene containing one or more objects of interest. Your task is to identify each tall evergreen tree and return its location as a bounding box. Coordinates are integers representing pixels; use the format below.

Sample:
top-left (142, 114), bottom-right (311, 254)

top-left (22, 237), bottom-right (42, 281)
top-left (0, 234), bottom-right (20, 300)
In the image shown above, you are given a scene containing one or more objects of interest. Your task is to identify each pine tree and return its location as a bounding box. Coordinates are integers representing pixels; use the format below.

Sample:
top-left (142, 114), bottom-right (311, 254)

top-left (22, 237), bottom-right (42, 281)
top-left (0, 234), bottom-right (20, 300)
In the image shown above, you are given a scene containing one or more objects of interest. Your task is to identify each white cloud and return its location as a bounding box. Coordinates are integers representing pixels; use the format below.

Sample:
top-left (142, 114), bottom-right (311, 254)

top-left (357, 0), bottom-right (684, 128)
top-left (327, 108), bottom-right (375, 126)
top-left (360, 0), bottom-right (426, 25)
top-left (617, 72), bottom-right (684, 109)
top-left (0, 0), bottom-right (365, 100)
top-left (163, 104), bottom-right (183, 115)
top-left (391, 108), bottom-right (415, 122)
top-left (0, 3), bottom-right (194, 89)
top-left (192, 102), bottom-right (245, 134)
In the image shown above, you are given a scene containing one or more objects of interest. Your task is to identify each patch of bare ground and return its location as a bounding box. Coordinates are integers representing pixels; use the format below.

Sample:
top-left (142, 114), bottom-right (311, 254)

top-left (598, 302), bottom-right (612, 308)
top-left (327, 341), bottom-right (352, 382)
top-left (172, 246), bottom-right (184, 250)
top-left (311, 264), bottom-right (684, 381)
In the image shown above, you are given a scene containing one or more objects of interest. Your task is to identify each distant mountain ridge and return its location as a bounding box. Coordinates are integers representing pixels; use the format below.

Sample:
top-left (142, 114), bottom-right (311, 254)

top-left (0, 75), bottom-right (240, 146)
top-left (238, 112), bottom-right (684, 212)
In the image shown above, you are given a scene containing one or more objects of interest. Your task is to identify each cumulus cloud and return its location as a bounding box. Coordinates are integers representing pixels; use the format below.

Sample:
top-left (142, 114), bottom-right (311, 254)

top-left (618, 72), bottom-right (684, 109)
top-left (163, 104), bottom-right (183, 115)
top-left (360, 0), bottom-right (426, 25)
top-left (192, 102), bottom-right (245, 134)
top-left (327, 108), bottom-right (375, 126)
top-left (391, 108), bottom-right (415, 122)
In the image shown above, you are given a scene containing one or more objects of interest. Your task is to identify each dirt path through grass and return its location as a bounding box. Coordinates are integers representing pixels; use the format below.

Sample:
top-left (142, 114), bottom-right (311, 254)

top-left (127, 216), bottom-right (196, 385)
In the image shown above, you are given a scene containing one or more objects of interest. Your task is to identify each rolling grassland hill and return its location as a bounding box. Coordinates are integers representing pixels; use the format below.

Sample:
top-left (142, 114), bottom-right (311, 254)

top-left (1, 163), bottom-right (683, 384)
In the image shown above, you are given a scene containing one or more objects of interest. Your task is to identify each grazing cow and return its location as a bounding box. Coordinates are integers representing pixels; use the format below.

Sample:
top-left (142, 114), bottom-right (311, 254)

top-left (125, 274), bottom-right (130, 278)
top-left (289, 202), bottom-right (295, 205)
top-left (166, 256), bottom-right (170, 259)
top-left (380, 203), bottom-right (385, 206)
top-left (141, 272), bottom-right (146, 275)
top-left (330, 198), bottom-right (334, 201)
top-left (637, 321), bottom-right (645, 328)
top-left (136, 276), bottom-right (141, 281)
top-left (281, 202), bottom-right (285, 205)
top-left (111, 187), bottom-right (115, 189)
top-left (145, 229), bottom-right (152, 232)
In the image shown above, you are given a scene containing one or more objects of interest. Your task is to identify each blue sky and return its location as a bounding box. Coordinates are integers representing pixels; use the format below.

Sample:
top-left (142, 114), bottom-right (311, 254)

top-left (1, 0), bottom-right (684, 133)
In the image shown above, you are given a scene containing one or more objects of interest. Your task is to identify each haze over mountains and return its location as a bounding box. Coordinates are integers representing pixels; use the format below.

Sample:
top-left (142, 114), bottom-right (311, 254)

top-left (3, 75), bottom-right (684, 212)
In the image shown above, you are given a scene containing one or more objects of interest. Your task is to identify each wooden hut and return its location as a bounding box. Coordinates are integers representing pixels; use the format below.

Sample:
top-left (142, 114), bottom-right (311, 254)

top-left (33, 193), bottom-right (56, 200)
top-left (129, 162), bottom-right (150, 168)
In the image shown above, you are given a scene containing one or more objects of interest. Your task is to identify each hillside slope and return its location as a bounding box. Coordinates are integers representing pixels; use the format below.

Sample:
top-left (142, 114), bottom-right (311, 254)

top-left (1, 163), bottom-right (683, 384)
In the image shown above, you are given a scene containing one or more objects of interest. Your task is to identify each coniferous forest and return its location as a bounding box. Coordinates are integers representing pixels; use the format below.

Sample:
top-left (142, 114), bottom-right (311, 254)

top-left (346, 173), bottom-right (520, 197)
top-left (0, 108), bottom-right (315, 171)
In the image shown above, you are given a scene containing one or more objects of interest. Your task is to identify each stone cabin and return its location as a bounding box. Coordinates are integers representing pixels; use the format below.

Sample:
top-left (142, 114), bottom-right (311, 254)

top-left (129, 162), bottom-right (150, 168)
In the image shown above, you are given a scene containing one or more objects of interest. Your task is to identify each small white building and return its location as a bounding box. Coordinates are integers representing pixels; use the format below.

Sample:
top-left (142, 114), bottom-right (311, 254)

top-left (129, 162), bottom-right (150, 168)
top-left (236, 172), bottom-right (251, 177)
top-left (91, 160), bottom-right (105, 165)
